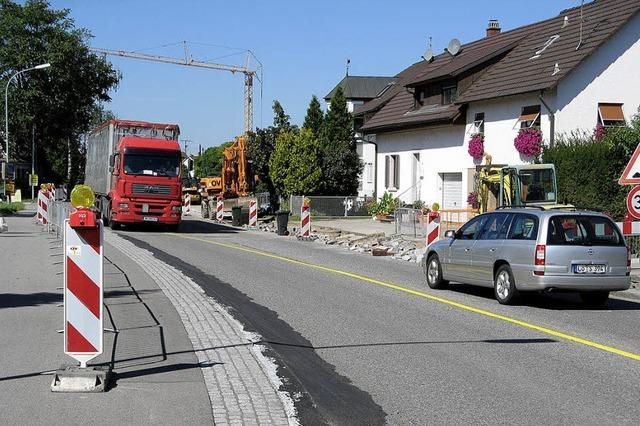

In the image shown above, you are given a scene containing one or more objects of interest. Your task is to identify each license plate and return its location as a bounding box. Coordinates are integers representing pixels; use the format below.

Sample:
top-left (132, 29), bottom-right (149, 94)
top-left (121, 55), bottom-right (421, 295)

top-left (143, 216), bottom-right (158, 222)
top-left (573, 264), bottom-right (606, 274)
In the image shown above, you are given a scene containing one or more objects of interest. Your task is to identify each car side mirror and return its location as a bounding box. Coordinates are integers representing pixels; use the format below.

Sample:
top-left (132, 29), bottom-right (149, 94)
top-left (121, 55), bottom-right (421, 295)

top-left (444, 229), bottom-right (456, 239)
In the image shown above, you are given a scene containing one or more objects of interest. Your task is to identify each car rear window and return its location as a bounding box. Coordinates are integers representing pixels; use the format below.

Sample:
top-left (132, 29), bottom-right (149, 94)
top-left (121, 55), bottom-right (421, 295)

top-left (547, 215), bottom-right (624, 246)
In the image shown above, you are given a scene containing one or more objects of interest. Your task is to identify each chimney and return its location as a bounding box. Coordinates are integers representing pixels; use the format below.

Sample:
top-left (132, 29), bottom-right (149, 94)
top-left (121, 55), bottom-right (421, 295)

top-left (486, 19), bottom-right (501, 37)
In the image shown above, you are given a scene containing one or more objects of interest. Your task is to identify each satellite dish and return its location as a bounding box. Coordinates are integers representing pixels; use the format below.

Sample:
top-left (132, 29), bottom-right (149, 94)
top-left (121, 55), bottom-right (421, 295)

top-left (422, 48), bottom-right (434, 62)
top-left (447, 38), bottom-right (462, 56)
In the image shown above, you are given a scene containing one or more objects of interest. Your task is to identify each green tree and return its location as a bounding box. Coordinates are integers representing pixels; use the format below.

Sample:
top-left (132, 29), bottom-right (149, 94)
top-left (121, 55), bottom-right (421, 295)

top-left (194, 141), bottom-right (233, 178)
top-left (246, 100), bottom-right (297, 209)
top-left (302, 95), bottom-right (324, 137)
top-left (0, 0), bottom-right (120, 190)
top-left (269, 128), bottom-right (322, 197)
top-left (319, 86), bottom-right (362, 195)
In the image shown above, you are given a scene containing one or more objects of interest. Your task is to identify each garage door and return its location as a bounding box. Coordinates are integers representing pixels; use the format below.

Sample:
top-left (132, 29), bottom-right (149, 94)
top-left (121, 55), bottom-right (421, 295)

top-left (442, 173), bottom-right (462, 209)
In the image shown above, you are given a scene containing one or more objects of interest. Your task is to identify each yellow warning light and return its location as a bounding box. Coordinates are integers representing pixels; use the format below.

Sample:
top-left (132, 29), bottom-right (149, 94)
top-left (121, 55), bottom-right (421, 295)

top-left (70, 185), bottom-right (95, 209)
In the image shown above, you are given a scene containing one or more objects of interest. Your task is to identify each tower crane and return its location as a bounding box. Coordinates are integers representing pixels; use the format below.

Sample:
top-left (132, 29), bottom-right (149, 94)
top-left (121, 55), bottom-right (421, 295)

top-left (89, 43), bottom-right (261, 134)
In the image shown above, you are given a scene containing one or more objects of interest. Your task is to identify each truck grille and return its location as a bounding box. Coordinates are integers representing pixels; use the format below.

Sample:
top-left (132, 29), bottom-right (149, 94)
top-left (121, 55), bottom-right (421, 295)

top-left (131, 183), bottom-right (172, 195)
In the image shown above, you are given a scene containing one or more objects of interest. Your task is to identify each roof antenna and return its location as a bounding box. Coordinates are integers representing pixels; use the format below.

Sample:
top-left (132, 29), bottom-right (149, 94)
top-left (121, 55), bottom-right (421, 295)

top-left (576, 0), bottom-right (584, 51)
top-left (346, 58), bottom-right (350, 76)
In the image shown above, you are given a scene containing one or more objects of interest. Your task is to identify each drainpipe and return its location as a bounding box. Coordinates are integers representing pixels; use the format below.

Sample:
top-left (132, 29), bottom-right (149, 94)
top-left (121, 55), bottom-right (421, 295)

top-left (539, 91), bottom-right (555, 148)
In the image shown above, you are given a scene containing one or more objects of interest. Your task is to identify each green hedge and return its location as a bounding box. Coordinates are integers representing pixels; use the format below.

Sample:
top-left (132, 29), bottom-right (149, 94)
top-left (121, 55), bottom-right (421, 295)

top-left (542, 113), bottom-right (640, 220)
top-left (0, 202), bottom-right (25, 216)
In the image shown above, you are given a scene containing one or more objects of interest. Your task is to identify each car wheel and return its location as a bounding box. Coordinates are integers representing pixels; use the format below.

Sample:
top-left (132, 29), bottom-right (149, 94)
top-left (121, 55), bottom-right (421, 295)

top-left (425, 254), bottom-right (449, 289)
top-left (579, 291), bottom-right (609, 308)
top-left (494, 265), bottom-right (519, 305)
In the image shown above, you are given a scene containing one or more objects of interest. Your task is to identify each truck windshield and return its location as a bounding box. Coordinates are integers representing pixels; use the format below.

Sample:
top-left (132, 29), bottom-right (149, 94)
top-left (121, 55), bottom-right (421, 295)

top-left (123, 150), bottom-right (180, 177)
top-left (518, 169), bottom-right (556, 203)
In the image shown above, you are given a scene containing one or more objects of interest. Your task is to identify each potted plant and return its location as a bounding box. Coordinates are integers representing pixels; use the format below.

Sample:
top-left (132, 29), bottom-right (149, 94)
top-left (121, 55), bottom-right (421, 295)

top-left (467, 191), bottom-right (479, 209)
top-left (467, 133), bottom-right (484, 161)
top-left (369, 192), bottom-right (399, 221)
top-left (514, 128), bottom-right (543, 157)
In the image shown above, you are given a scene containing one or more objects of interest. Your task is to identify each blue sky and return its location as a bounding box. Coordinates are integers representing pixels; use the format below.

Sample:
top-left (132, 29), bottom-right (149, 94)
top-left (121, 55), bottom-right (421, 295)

top-left (51, 0), bottom-right (579, 150)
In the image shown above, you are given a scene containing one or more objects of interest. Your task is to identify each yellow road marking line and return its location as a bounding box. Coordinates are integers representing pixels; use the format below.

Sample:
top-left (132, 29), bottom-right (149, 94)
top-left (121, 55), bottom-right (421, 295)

top-left (170, 233), bottom-right (640, 362)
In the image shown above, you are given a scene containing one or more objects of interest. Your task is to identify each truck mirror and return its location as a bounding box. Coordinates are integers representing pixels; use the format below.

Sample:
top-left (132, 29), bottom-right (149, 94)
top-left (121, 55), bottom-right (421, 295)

top-left (108, 154), bottom-right (115, 172)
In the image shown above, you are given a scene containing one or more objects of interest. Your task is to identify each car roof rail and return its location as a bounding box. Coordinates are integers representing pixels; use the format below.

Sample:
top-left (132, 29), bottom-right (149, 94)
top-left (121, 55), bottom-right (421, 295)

top-left (495, 205), bottom-right (545, 211)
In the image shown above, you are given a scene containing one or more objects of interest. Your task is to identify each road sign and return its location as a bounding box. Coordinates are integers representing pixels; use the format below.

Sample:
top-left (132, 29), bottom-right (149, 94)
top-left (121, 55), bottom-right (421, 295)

top-left (626, 186), bottom-right (640, 219)
top-left (619, 144), bottom-right (640, 185)
top-left (29, 174), bottom-right (38, 186)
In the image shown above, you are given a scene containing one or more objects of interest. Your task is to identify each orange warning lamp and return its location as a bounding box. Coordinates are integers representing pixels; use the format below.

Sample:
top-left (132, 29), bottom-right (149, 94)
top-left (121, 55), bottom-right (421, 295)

top-left (69, 185), bottom-right (98, 229)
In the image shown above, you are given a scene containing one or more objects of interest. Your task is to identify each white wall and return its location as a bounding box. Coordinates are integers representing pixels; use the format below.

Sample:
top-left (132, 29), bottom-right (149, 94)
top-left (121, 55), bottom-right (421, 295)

top-left (465, 93), bottom-right (553, 165)
top-left (376, 126), bottom-right (467, 207)
top-left (555, 12), bottom-right (640, 134)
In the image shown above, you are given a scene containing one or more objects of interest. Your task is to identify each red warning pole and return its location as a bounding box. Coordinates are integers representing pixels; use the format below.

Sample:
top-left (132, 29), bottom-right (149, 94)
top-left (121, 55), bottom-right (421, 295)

top-left (64, 206), bottom-right (103, 368)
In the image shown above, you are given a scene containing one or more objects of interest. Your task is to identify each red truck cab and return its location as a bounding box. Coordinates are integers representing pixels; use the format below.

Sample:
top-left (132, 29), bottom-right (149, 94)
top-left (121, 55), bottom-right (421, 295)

top-left (107, 136), bottom-right (182, 230)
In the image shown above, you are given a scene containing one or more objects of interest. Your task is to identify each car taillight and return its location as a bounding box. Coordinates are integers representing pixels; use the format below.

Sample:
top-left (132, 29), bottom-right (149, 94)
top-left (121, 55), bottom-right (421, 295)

top-left (535, 244), bottom-right (546, 265)
top-left (534, 244), bottom-right (545, 276)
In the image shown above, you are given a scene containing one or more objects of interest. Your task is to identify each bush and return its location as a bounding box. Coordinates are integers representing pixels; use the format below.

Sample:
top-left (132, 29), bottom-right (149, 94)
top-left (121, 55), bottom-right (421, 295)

top-left (368, 192), bottom-right (400, 216)
top-left (0, 202), bottom-right (25, 216)
top-left (542, 111), bottom-right (640, 220)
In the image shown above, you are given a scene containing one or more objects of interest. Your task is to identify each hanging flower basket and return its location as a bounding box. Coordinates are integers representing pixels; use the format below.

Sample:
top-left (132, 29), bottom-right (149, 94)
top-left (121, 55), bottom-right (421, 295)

top-left (467, 133), bottom-right (484, 160)
top-left (514, 128), bottom-right (543, 157)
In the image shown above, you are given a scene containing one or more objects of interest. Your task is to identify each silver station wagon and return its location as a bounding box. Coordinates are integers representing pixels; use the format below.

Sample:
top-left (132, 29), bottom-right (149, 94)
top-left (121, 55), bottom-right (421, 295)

top-left (423, 207), bottom-right (630, 306)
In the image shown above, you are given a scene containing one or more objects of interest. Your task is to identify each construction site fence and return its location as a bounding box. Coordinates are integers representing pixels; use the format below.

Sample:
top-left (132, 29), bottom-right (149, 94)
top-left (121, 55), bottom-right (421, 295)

top-left (47, 200), bottom-right (74, 238)
top-left (394, 208), bottom-right (479, 239)
top-left (288, 195), bottom-right (372, 217)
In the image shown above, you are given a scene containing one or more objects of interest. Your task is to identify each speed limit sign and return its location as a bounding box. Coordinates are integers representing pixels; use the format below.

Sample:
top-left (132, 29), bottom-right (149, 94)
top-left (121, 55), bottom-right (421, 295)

top-left (626, 186), bottom-right (640, 219)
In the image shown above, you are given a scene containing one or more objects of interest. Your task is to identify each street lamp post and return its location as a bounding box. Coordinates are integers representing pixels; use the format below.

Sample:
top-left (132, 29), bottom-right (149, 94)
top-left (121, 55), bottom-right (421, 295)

top-left (4, 62), bottom-right (51, 201)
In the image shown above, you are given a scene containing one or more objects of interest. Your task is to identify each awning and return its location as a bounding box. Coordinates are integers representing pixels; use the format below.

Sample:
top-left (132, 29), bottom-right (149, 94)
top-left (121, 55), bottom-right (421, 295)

top-left (598, 103), bottom-right (625, 122)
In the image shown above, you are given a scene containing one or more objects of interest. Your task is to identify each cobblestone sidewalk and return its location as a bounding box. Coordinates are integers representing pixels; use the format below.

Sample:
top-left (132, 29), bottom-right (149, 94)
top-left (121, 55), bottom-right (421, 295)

top-left (106, 232), bottom-right (297, 425)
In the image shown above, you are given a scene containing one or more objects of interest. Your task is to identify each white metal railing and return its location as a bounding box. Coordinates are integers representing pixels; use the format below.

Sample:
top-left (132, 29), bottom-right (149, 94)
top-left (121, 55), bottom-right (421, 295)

top-left (47, 200), bottom-right (73, 238)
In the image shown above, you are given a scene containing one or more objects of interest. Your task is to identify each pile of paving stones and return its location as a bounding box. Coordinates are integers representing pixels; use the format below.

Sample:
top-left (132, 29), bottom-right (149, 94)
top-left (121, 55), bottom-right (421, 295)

top-left (254, 218), bottom-right (426, 264)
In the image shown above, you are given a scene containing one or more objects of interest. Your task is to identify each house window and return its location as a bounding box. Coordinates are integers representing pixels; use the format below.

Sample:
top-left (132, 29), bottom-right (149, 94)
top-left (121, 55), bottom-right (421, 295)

top-left (598, 103), bottom-right (625, 127)
top-left (442, 86), bottom-right (458, 105)
top-left (519, 105), bottom-right (541, 129)
top-left (385, 155), bottom-right (400, 190)
top-left (365, 162), bottom-right (374, 183)
top-left (474, 112), bottom-right (485, 134)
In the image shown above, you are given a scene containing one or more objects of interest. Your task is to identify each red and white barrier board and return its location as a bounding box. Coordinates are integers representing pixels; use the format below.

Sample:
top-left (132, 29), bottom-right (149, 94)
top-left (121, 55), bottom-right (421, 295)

top-left (37, 190), bottom-right (44, 222)
top-left (41, 190), bottom-right (50, 225)
top-left (183, 194), bottom-right (191, 216)
top-left (63, 217), bottom-right (103, 367)
top-left (300, 204), bottom-right (311, 237)
top-left (249, 200), bottom-right (257, 228)
top-left (216, 197), bottom-right (224, 221)
top-left (426, 211), bottom-right (440, 247)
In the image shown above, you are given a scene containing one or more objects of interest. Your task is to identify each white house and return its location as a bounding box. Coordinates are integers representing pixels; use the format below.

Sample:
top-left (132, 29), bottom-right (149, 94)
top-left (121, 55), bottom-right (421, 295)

top-left (355, 0), bottom-right (640, 211)
top-left (325, 75), bottom-right (396, 197)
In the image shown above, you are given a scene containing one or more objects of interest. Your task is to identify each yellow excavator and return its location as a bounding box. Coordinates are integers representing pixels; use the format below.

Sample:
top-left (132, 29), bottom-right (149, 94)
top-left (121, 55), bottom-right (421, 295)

top-left (476, 163), bottom-right (571, 213)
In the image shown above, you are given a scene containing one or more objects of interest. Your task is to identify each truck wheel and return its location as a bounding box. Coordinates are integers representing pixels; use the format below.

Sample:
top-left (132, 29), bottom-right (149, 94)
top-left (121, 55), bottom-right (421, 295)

top-left (109, 219), bottom-right (120, 230)
top-left (425, 254), bottom-right (448, 289)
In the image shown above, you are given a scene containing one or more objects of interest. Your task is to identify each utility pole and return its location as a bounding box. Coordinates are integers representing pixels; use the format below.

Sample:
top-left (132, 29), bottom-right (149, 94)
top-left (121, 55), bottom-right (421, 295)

top-left (31, 125), bottom-right (35, 200)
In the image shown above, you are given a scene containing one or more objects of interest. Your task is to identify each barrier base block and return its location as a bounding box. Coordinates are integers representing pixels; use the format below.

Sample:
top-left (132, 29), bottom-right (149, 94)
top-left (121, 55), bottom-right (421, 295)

top-left (51, 365), bottom-right (111, 393)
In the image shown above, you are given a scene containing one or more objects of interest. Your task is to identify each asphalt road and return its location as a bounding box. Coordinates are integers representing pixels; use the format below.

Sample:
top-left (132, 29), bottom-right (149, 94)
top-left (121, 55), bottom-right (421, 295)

top-left (115, 216), bottom-right (640, 425)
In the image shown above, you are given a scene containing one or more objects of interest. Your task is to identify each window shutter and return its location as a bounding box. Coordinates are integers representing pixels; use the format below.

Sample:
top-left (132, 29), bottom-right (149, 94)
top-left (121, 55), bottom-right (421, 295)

top-left (394, 155), bottom-right (400, 189)
top-left (385, 156), bottom-right (390, 188)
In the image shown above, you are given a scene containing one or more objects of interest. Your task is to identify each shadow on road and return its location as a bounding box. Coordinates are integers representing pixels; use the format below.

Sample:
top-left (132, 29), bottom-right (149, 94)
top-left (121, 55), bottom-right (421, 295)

top-left (446, 283), bottom-right (640, 311)
top-left (114, 218), bottom-right (240, 235)
top-left (113, 361), bottom-right (221, 381)
top-left (0, 292), bottom-right (62, 309)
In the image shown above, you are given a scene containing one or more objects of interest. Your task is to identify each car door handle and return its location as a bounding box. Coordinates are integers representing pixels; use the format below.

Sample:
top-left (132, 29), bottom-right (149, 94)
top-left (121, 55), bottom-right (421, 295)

top-left (489, 248), bottom-right (497, 252)
top-left (464, 248), bottom-right (471, 252)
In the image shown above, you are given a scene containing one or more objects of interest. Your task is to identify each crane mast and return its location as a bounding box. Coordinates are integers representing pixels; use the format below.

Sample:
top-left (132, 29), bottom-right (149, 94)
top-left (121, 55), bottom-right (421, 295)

top-left (90, 45), bottom-right (258, 133)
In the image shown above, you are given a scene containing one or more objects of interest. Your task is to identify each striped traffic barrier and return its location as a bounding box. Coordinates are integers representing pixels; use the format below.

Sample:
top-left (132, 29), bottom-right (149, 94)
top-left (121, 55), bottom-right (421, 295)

top-left (64, 207), bottom-right (103, 368)
top-left (183, 194), bottom-right (191, 216)
top-left (41, 189), bottom-right (50, 226)
top-left (249, 199), bottom-right (257, 228)
top-left (426, 211), bottom-right (440, 247)
top-left (216, 197), bottom-right (224, 221)
top-left (37, 189), bottom-right (44, 223)
top-left (300, 204), bottom-right (311, 238)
